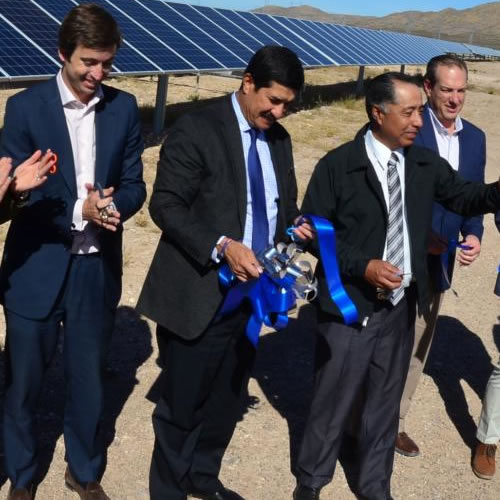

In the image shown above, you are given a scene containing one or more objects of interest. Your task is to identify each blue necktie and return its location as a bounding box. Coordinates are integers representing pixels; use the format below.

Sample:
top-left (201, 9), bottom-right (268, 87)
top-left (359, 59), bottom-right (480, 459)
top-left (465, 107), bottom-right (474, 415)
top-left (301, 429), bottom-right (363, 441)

top-left (248, 128), bottom-right (269, 254)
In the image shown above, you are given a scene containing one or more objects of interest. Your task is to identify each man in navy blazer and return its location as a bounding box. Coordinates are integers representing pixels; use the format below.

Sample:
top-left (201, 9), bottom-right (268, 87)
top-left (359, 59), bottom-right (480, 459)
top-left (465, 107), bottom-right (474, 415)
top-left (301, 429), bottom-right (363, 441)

top-left (397, 55), bottom-right (486, 457)
top-left (0, 5), bottom-right (145, 499)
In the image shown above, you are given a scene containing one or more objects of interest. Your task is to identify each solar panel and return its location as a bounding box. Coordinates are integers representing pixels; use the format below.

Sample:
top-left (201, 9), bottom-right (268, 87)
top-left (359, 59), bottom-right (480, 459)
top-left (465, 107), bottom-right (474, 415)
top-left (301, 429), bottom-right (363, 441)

top-left (1, 0), bottom-right (60, 61)
top-left (191, 6), bottom-right (262, 54)
top-left (282, 18), bottom-right (350, 65)
top-left (308, 20), bottom-right (372, 65)
top-left (257, 14), bottom-right (338, 65)
top-left (0, 15), bottom-right (59, 78)
top-left (245, 12), bottom-right (333, 66)
top-left (326, 24), bottom-right (385, 65)
top-left (235, 11), bottom-right (327, 66)
top-left (1, 0), bottom-right (499, 83)
top-left (101, 0), bottom-right (224, 71)
top-left (274, 16), bottom-right (351, 65)
top-left (141, 0), bottom-right (246, 69)
top-left (80, 0), bottom-right (195, 72)
top-left (167, 3), bottom-right (255, 64)
top-left (465, 43), bottom-right (500, 58)
top-left (34, 0), bottom-right (160, 73)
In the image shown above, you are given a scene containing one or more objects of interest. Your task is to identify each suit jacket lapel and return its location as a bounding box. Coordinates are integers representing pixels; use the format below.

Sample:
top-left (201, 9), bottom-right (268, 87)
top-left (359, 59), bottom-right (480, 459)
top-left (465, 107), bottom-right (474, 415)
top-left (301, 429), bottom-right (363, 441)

top-left (94, 88), bottom-right (115, 188)
top-left (267, 132), bottom-right (288, 239)
top-left (219, 96), bottom-right (247, 233)
top-left (420, 104), bottom-right (439, 152)
top-left (43, 78), bottom-right (77, 197)
top-left (458, 130), bottom-right (466, 176)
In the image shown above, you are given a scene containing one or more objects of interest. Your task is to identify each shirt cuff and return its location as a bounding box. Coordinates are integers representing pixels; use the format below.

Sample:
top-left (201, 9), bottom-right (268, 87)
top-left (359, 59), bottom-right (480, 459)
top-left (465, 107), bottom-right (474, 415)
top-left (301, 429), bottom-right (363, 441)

top-left (211, 235), bottom-right (226, 263)
top-left (71, 199), bottom-right (86, 231)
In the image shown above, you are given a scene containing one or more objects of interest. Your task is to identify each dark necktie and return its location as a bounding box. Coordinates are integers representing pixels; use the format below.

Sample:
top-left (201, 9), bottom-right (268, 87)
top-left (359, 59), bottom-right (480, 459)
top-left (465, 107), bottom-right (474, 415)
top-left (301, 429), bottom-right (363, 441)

top-left (248, 128), bottom-right (269, 254)
top-left (386, 152), bottom-right (405, 305)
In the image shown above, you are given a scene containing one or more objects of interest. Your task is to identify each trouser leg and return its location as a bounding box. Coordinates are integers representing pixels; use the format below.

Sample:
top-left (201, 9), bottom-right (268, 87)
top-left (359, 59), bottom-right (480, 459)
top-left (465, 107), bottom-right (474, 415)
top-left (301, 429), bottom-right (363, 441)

top-left (3, 309), bottom-right (62, 487)
top-left (399, 291), bottom-right (442, 432)
top-left (189, 327), bottom-right (255, 491)
top-left (477, 355), bottom-right (500, 444)
top-left (295, 312), bottom-right (378, 489)
top-left (149, 310), bottom-right (249, 500)
top-left (355, 295), bottom-right (416, 500)
top-left (62, 255), bottom-right (115, 483)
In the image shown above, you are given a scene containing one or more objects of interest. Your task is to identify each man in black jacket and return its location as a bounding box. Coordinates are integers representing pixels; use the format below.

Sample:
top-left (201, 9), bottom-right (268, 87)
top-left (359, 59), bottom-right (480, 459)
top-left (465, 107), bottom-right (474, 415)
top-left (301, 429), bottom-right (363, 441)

top-left (293, 72), bottom-right (500, 500)
top-left (137, 46), bottom-right (313, 500)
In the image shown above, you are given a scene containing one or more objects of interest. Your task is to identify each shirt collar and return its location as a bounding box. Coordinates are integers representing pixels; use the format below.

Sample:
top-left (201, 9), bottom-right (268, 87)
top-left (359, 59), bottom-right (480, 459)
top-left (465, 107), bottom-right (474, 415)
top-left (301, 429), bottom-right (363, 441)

top-left (428, 105), bottom-right (463, 136)
top-left (231, 92), bottom-right (264, 140)
top-left (56, 70), bottom-right (103, 108)
top-left (365, 128), bottom-right (404, 169)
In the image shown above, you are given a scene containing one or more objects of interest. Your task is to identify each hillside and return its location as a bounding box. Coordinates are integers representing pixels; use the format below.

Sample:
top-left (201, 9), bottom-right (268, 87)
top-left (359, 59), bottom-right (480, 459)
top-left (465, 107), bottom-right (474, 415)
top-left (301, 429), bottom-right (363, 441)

top-left (253, 2), bottom-right (500, 49)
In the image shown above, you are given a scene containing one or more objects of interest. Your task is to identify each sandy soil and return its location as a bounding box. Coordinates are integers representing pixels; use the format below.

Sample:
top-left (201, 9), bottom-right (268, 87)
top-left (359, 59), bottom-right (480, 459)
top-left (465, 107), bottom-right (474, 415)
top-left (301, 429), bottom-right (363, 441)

top-left (0, 61), bottom-right (500, 499)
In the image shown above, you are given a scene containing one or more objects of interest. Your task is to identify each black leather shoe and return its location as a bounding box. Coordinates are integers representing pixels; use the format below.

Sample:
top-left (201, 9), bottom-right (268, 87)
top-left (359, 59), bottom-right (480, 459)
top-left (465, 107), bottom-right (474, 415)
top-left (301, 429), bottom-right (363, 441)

top-left (7, 485), bottom-right (33, 500)
top-left (189, 487), bottom-right (244, 500)
top-left (65, 467), bottom-right (110, 500)
top-left (293, 483), bottom-right (321, 500)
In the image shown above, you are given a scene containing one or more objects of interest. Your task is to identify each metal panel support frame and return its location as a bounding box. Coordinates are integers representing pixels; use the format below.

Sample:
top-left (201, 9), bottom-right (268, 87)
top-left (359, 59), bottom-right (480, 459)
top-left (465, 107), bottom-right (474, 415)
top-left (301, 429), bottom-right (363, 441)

top-left (153, 74), bottom-right (169, 135)
top-left (356, 65), bottom-right (365, 96)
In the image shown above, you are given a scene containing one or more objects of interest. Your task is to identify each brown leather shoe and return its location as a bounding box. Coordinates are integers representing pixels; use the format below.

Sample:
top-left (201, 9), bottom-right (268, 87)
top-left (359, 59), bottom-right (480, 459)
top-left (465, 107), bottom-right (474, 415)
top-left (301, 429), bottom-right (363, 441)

top-left (395, 432), bottom-right (420, 457)
top-left (7, 486), bottom-right (33, 500)
top-left (472, 442), bottom-right (497, 479)
top-left (65, 467), bottom-right (110, 500)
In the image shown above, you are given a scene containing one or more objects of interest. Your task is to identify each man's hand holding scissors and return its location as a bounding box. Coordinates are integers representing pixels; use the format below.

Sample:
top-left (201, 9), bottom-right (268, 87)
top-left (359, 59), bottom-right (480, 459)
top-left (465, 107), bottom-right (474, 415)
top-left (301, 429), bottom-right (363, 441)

top-left (82, 182), bottom-right (121, 231)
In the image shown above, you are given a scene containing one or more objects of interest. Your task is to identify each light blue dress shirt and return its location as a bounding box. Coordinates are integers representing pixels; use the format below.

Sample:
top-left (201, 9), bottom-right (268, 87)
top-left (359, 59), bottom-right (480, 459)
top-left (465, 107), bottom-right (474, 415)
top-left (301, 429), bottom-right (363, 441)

top-left (212, 93), bottom-right (279, 261)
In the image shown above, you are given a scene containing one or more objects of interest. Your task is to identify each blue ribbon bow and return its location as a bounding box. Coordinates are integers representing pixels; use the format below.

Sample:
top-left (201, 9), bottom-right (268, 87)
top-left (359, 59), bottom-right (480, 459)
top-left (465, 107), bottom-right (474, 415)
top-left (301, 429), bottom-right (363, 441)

top-left (218, 215), bottom-right (358, 347)
top-left (218, 265), bottom-right (295, 347)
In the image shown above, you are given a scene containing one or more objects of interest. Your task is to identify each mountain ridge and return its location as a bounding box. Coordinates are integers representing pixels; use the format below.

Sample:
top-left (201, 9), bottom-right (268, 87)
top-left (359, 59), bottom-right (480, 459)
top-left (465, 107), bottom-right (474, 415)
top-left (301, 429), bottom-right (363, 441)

top-left (253, 3), bottom-right (500, 49)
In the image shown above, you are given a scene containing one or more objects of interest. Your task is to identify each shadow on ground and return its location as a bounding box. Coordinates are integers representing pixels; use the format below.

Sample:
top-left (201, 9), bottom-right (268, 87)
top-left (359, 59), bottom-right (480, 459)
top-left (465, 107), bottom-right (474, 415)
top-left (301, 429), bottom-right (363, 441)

top-left (425, 315), bottom-right (500, 450)
top-left (253, 303), bottom-right (317, 473)
top-left (0, 305), bottom-right (152, 493)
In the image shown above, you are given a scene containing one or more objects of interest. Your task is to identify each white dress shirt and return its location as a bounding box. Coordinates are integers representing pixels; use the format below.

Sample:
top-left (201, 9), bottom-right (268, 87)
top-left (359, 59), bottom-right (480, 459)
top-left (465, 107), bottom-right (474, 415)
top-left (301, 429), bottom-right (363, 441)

top-left (428, 106), bottom-right (462, 171)
top-left (364, 129), bottom-right (412, 288)
top-left (56, 71), bottom-right (103, 254)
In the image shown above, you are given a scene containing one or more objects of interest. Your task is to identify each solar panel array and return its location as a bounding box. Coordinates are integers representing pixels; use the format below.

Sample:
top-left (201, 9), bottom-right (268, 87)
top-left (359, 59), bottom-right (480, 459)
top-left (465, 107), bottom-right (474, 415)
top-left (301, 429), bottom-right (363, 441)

top-left (1, 0), bottom-right (499, 81)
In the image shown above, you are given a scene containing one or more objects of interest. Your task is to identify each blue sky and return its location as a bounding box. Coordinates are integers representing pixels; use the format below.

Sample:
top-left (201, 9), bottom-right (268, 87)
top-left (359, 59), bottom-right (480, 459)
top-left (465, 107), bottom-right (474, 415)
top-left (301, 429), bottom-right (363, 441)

top-left (176, 0), bottom-right (494, 17)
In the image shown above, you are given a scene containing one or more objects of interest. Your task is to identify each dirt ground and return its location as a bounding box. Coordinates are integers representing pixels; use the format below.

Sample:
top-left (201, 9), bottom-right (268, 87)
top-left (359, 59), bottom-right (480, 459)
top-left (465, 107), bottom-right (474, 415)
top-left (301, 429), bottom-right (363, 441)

top-left (0, 61), bottom-right (500, 499)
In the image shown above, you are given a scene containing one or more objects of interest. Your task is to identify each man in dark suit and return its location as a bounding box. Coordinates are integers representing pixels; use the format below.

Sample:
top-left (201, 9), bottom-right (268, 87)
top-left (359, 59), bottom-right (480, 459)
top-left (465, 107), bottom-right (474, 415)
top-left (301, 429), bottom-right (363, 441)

top-left (293, 72), bottom-right (500, 500)
top-left (137, 46), bottom-right (313, 500)
top-left (0, 5), bottom-right (145, 499)
top-left (396, 55), bottom-right (486, 456)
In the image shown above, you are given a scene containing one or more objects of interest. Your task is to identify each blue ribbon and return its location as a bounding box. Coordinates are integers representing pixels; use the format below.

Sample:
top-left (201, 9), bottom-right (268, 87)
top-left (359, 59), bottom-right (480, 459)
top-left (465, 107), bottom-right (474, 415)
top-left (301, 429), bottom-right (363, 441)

top-left (218, 265), bottom-right (296, 347)
top-left (304, 215), bottom-right (358, 324)
top-left (218, 215), bottom-right (358, 346)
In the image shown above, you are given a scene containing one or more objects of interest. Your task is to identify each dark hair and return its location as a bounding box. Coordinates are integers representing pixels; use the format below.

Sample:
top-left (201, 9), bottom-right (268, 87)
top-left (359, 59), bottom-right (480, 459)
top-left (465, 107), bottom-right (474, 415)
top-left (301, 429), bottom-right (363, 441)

top-left (365, 72), bottom-right (421, 122)
top-left (425, 54), bottom-right (468, 87)
top-left (244, 45), bottom-right (304, 93)
top-left (59, 4), bottom-right (122, 59)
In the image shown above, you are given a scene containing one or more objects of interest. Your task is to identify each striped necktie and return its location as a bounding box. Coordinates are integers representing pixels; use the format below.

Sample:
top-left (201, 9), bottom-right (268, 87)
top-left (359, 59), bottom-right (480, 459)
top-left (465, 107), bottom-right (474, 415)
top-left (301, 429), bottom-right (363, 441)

top-left (386, 152), bottom-right (405, 305)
